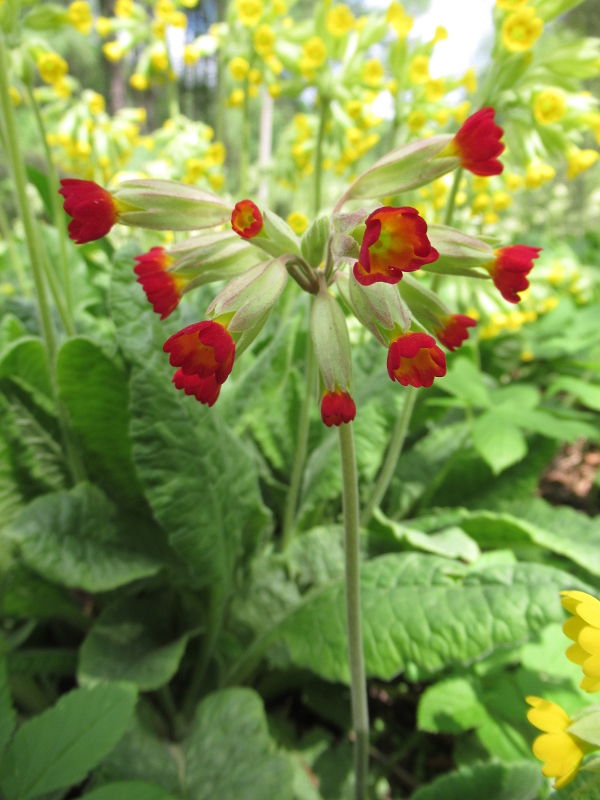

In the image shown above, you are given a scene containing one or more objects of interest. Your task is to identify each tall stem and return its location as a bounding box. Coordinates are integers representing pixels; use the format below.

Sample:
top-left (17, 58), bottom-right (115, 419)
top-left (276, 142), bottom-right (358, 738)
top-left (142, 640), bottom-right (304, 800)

top-left (38, 229), bottom-right (76, 336)
top-left (240, 79), bottom-right (250, 196)
top-left (339, 422), bottom-right (369, 800)
top-left (257, 86), bottom-right (273, 207)
top-left (167, 76), bottom-right (180, 119)
top-left (360, 386), bottom-right (417, 527)
top-left (0, 201), bottom-right (30, 297)
top-left (281, 331), bottom-right (316, 549)
top-left (431, 167), bottom-right (463, 293)
top-left (313, 98), bottom-right (329, 216)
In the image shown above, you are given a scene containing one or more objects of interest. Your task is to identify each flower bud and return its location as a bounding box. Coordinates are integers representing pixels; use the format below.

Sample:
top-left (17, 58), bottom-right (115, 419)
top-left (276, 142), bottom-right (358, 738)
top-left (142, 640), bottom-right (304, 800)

top-left (232, 202), bottom-right (302, 259)
top-left (425, 225), bottom-right (495, 276)
top-left (301, 215), bottom-right (330, 268)
top-left (337, 271), bottom-right (410, 347)
top-left (168, 231), bottom-right (261, 287)
top-left (311, 289), bottom-right (353, 394)
top-left (321, 390), bottom-right (356, 427)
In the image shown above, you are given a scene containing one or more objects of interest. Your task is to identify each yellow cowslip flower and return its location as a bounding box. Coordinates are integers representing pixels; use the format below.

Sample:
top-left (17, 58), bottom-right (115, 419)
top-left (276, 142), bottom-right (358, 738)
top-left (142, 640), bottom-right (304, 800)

top-left (169, 11), bottom-right (187, 28)
top-left (248, 84), bottom-right (259, 98)
top-left (155, 0), bottom-right (174, 20)
top-left (268, 83), bottom-right (281, 97)
top-left (228, 88), bottom-right (245, 107)
top-left (326, 5), bottom-right (355, 37)
top-left (206, 142), bottom-right (226, 166)
top-left (505, 173), bottom-right (523, 191)
top-left (346, 127), bottom-right (363, 146)
top-left (527, 697), bottom-right (594, 789)
top-left (67, 1), bottom-right (92, 34)
top-left (525, 161), bottom-right (554, 189)
top-left (209, 174), bottom-right (225, 191)
top-left (346, 99), bottom-right (362, 119)
top-left (183, 44), bottom-right (200, 65)
top-left (37, 53), bottom-right (68, 85)
top-left (534, 88), bottom-right (566, 125)
top-left (386, 1), bottom-right (412, 38)
top-left (266, 55), bottom-right (283, 75)
top-left (496, 0), bottom-right (528, 8)
top-left (452, 100), bottom-right (471, 123)
top-left (433, 25), bottom-right (448, 42)
top-left (483, 211), bottom-right (499, 225)
top-left (103, 41), bottom-right (124, 62)
top-left (455, 191), bottom-right (467, 206)
top-left (424, 78), bottom-right (445, 102)
top-left (115, 0), bottom-right (134, 17)
top-left (435, 108), bottom-right (449, 126)
top-left (96, 16), bottom-right (111, 36)
top-left (236, 0), bottom-right (263, 27)
top-left (472, 192), bottom-right (490, 213)
top-left (472, 175), bottom-right (489, 192)
top-left (229, 57), bottom-right (250, 81)
top-left (287, 211), bottom-right (308, 234)
top-left (364, 59), bottom-right (384, 87)
top-left (567, 147), bottom-right (599, 180)
top-left (54, 79), bottom-right (72, 98)
top-left (520, 349), bottom-right (534, 362)
top-left (273, 0), bottom-right (286, 14)
top-left (493, 190), bottom-right (512, 210)
top-left (249, 68), bottom-right (261, 84)
top-left (88, 92), bottom-right (105, 114)
top-left (150, 46), bottom-right (169, 72)
top-left (9, 86), bottom-right (20, 106)
top-left (180, 0), bottom-right (199, 7)
top-left (184, 157), bottom-right (206, 181)
top-left (152, 19), bottom-right (166, 38)
top-left (130, 73), bottom-right (149, 90)
top-left (502, 7), bottom-right (543, 53)
top-left (407, 110), bottom-right (426, 132)
top-left (462, 67), bottom-right (477, 93)
top-left (409, 55), bottom-right (429, 84)
top-left (254, 24), bottom-right (275, 57)
top-left (561, 590), bottom-right (600, 692)
top-left (302, 37), bottom-right (327, 69)
top-left (361, 112), bottom-right (382, 129)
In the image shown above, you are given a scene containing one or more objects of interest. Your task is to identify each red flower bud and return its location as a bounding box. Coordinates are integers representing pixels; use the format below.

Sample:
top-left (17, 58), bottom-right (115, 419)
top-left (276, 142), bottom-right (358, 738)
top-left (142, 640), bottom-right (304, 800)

top-left (353, 206), bottom-right (439, 286)
top-left (231, 199), bottom-right (263, 239)
top-left (321, 389), bottom-right (357, 427)
top-left (163, 320), bottom-right (235, 384)
top-left (434, 314), bottom-right (477, 351)
top-left (452, 107), bottom-right (505, 177)
top-left (134, 247), bottom-right (188, 320)
top-left (487, 245), bottom-right (542, 304)
top-left (59, 179), bottom-right (119, 243)
top-left (387, 331), bottom-right (446, 388)
top-left (172, 369), bottom-right (221, 407)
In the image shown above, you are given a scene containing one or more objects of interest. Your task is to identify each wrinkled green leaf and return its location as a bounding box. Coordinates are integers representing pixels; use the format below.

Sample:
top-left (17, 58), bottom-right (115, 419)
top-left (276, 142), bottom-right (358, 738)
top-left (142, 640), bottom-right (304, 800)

top-left (418, 677), bottom-right (488, 734)
top-left (410, 761), bottom-right (543, 800)
top-left (83, 781), bottom-right (178, 800)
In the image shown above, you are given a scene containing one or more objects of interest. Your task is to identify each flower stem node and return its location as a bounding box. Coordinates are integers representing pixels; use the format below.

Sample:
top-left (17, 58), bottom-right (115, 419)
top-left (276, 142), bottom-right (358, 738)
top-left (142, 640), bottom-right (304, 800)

top-left (486, 245), bottom-right (541, 304)
top-left (387, 331), bottom-right (446, 388)
top-left (134, 247), bottom-right (188, 319)
top-left (321, 389), bottom-right (356, 427)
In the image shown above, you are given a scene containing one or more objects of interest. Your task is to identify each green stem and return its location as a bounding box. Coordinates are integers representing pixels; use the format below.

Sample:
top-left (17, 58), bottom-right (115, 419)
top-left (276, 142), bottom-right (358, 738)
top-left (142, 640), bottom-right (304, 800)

top-left (431, 167), bottom-right (463, 293)
top-left (313, 98), bottom-right (329, 216)
top-left (360, 386), bottom-right (417, 527)
top-left (38, 227), bottom-right (75, 336)
top-left (0, 201), bottom-right (30, 297)
top-left (281, 331), bottom-right (316, 549)
top-left (240, 79), bottom-right (250, 196)
top-left (339, 422), bottom-right (369, 800)
top-left (167, 76), bottom-right (180, 120)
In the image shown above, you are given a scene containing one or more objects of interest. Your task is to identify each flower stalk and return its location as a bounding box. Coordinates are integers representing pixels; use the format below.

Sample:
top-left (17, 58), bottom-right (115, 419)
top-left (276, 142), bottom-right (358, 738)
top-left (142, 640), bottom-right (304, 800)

top-left (241, 77), bottom-right (250, 196)
top-left (313, 97), bottom-right (329, 216)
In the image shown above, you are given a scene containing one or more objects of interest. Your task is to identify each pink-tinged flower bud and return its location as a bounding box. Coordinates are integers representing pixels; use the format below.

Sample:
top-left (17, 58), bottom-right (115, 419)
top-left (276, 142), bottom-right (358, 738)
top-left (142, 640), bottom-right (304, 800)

top-left (353, 206), bottom-right (439, 286)
top-left (321, 389), bottom-right (356, 427)
top-left (163, 320), bottom-right (235, 385)
top-left (448, 107), bottom-right (505, 176)
top-left (134, 247), bottom-right (189, 319)
top-left (387, 331), bottom-right (446, 388)
top-left (433, 314), bottom-right (477, 351)
top-left (486, 245), bottom-right (542, 303)
top-left (59, 179), bottom-right (119, 243)
top-left (231, 199), bottom-right (263, 239)
top-left (172, 369), bottom-right (221, 407)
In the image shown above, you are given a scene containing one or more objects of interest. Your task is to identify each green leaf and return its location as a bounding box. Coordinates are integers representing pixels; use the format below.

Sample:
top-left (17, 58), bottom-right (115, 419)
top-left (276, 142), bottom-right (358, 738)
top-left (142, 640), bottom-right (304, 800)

top-left (0, 339), bottom-right (52, 398)
top-left (7, 649), bottom-right (77, 676)
top-left (0, 566), bottom-right (86, 627)
top-left (472, 412), bottom-right (528, 474)
top-left (25, 167), bottom-right (53, 220)
top-left (410, 761), bottom-right (543, 800)
top-left (418, 677), bottom-right (488, 734)
top-left (184, 688), bottom-right (293, 800)
top-left (0, 658), bottom-right (15, 756)
top-left (7, 483), bottom-right (162, 592)
top-left (57, 338), bottom-right (144, 506)
top-left (547, 376), bottom-right (600, 412)
top-left (569, 708), bottom-right (600, 748)
top-left (0, 430), bottom-right (23, 535)
top-left (438, 358), bottom-right (491, 408)
top-left (369, 510), bottom-right (480, 562)
top-left (0, 683), bottom-right (138, 800)
top-left (83, 781), bottom-right (178, 800)
top-left (500, 407), bottom-right (598, 443)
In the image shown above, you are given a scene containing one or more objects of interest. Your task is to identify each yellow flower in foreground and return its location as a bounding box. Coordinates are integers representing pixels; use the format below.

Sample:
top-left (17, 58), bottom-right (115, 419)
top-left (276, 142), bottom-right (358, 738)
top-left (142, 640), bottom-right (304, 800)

top-left (236, 0), bottom-right (263, 27)
top-left (425, 78), bottom-right (445, 102)
top-left (96, 16), bottom-right (111, 36)
top-left (407, 110), bottom-right (426, 132)
top-left (502, 7), bottom-right (543, 53)
top-left (525, 161), bottom-right (555, 189)
top-left (562, 590), bottom-right (600, 691)
top-left (364, 59), bottom-right (384, 87)
top-left (287, 212), bottom-right (308, 234)
top-left (37, 53), bottom-right (68, 85)
top-left (409, 55), bottom-right (429, 84)
top-left (527, 697), bottom-right (593, 789)
top-left (534, 88), bottom-right (566, 125)
top-left (386, 1), bottom-right (412, 38)
top-left (327, 5), bottom-right (355, 37)
top-left (229, 57), bottom-right (250, 81)
top-left (567, 148), bottom-right (599, 180)
top-left (9, 86), bottom-right (21, 106)
top-left (67, 1), bottom-right (92, 33)
top-left (130, 73), bottom-right (149, 91)
top-left (103, 41), bottom-right (124, 63)
top-left (254, 24), bottom-right (275, 57)
top-left (462, 67), bottom-right (477, 93)
top-left (115, 0), bottom-right (134, 18)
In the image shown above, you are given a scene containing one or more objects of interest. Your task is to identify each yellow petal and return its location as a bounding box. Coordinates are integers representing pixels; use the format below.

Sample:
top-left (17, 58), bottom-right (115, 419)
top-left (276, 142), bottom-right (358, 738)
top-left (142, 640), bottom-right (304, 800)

top-left (566, 642), bottom-right (590, 665)
top-left (534, 732), bottom-right (584, 776)
top-left (561, 590), bottom-right (592, 613)
top-left (527, 700), bottom-right (572, 733)
top-left (583, 653), bottom-right (600, 677)
top-left (580, 675), bottom-right (600, 692)
top-left (577, 596), bottom-right (600, 628)
top-left (579, 625), bottom-right (600, 655)
top-left (563, 615), bottom-right (587, 642)
top-left (554, 765), bottom-right (580, 789)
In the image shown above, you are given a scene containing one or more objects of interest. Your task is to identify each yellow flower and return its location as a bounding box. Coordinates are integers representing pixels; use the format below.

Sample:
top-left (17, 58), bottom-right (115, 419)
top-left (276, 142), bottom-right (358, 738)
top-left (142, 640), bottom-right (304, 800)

top-left (254, 24), bottom-right (275, 57)
top-left (505, 172), bottom-right (523, 191)
top-left (155, 0), bottom-right (174, 20)
top-left (207, 142), bottom-right (226, 166)
top-left (236, 0), bottom-right (263, 27)
top-left (9, 86), bottom-right (21, 106)
top-left (268, 83), bottom-right (281, 97)
top-left (502, 7), bottom-right (543, 53)
top-left (344, 100), bottom-right (361, 120)
top-left (472, 176), bottom-right (489, 192)
top-left (37, 53), bottom-right (68, 85)
top-left (386, 1), bottom-right (412, 38)
top-left (455, 190), bottom-right (467, 206)
top-left (407, 110), bottom-right (426, 132)
top-left (273, 0), bottom-right (286, 14)
top-left (229, 57), bottom-right (250, 81)
top-left (561, 590), bottom-right (600, 691)
top-left (266, 55), bottom-right (283, 75)
top-left (493, 190), bottom-right (512, 210)
top-left (184, 44), bottom-right (200, 65)
top-left (228, 88), bottom-right (245, 107)
top-left (130, 73), bottom-right (149, 90)
top-left (169, 11), bottom-right (188, 28)
top-left (462, 67), bottom-right (477, 93)
top-left (103, 41), bottom-right (124, 63)
top-left (180, 0), bottom-right (199, 7)
top-left (521, 349), bottom-right (534, 362)
top-left (526, 697), bottom-right (593, 789)
top-left (302, 37), bottom-right (327, 69)
top-left (96, 16), bottom-right (111, 36)
top-left (326, 5), bottom-right (355, 37)
top-left (152, 19), bottom-right (166, 38)
top-left (88, 92), bottom-right (105, 114)
top-left (534, 88), bottom-right (566, 125)
top-left (67, 1), bottom-right (93, 34)
top-left (249, 68), bottom-right (261, 84)
top-left (185, 157), bottom-right (206, 181)
top-left (115, 0), bottom-right (134, 17)
top-left (483, 211), bottom-right (499, 225)
top-left (209, 174), bottom-right (225, 190)
top-left (435, 108), bottom-right (449, 126)
top-left (287, 211), bottom-right (308, 234)
top-left (472, 192), bottom-right (490, 213)
top-left (150, 46), bottom-right (169, 72)
top-left (424, 78), bottom-right (445, 102)
top-left (364, 59), bottom-right (384, 87)
top-left (433, 25), bottom-right (448, 42)
top-left (409, 56), bottom-right (429, 84)
top-left (496, 0), bottom-right (528, 8)
top-left (567, 147), bottom-right (599, 179)
top-left (452, 100), bottom-right (471, 123)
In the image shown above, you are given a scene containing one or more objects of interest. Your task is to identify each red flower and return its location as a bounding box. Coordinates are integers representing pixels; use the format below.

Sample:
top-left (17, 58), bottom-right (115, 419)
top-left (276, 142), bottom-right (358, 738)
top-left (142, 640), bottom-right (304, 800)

top-left (172, 369), bottom-right (221, 407)
top-left (387, 331), bottom-right (446, 388)
top-left (59, 179), bottom-right (119, 243)
top-left (434, 314), bottom-right (477, 351)
top-left (231, 199), bottom-right (263, 239)
top-left (487, 245), bottom-right (542, 304)
top-left (353, 207), bottom-right (439, 286)
top-left (321, 389), bottom-right (357, 427)
top-left (452, 107), bottom-right (505, 177)
top-left (163, 320), bottom-right (235, 384)
top-left (134, 247), bottom-right (187, 320)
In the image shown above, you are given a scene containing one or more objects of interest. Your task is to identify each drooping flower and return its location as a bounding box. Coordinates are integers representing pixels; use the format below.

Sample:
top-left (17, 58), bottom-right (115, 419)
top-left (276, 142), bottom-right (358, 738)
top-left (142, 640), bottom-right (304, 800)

top-left (387, 331), bottom-right (446, 388)
top-left (450, 107), bottom-right (505, 176)
top-left (134, 247), bottom-right (188, 320)
top-left (37, 53), bottom-right (68, 85)
top-left (526, 697), bottom-right (593, 789)
top-left (534, 88), bottom-right (566, 126)
top-left (353, 207), bottom-right (439, 286)
top-left (59, 179), bottom-right (119, 243)
top-left (434, 314), bottom-right (477, 351)
top-left (172, 369), bottom-right (221, 407)
top-left (321, 389), bottom-right (357, 427)
top-left (231, 199), bottom-right (263, 239)
top-left (163, 320), bottom-right (235, 385)
top-left (502, 7), bottom-right (543, 53)
top-left (486, 245), bottom-right (541, 304)
top-left (67, 1), bottom-right (93, 34)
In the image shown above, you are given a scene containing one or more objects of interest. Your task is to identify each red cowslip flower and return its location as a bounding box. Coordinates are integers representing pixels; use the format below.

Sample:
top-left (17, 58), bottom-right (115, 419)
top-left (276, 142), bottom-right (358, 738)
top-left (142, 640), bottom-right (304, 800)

top-left (172, 369), bottom-right (221, 407)
top-left (231, 199), bottom-right (263, 239)
top-left (163, 320), bottom-right (235, 384)
top-left (487, 245), bottom-right (542, 304)
top-left (59, 179), bottom-right (119, 243)
top-left (353, 207), bottom-right (439, 286)
top-left (321, 389), bottom-right (357, 427)
top-left (451, 107), bottom-right (505, 176)
top-left (387, 331), bottom-right (446, 388)
top-left (134, 247), bottom-right (187, 320)
top-left (434, 314), bottom-right (477, 351)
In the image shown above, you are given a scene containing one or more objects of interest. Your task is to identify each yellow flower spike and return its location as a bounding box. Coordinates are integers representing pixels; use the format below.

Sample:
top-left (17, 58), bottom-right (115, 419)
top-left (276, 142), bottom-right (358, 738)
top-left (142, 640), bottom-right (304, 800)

top-left (9, 86), bottom-right (20, 106)
top-left (235, 0), bottom-right (263, 27)
top-left (497, 0), bottom-right (528, 8)
top-left (209, 174), bottom-right (225, 190)
top-left (567, 148), bottom-right (599, 180)
top-left (409, 55), bottom-right (429, 84)
top-left (150, 46), bottom-right (169, 72)
top-left (254, 24), bottom-right (275, 57)
top-left (130, 73), bottom-right (149, 91)
top-left (407, 110), bottom-right (426, 132)
top-left (493, 190), bottom-right (512, 211)
top-left (183, 45), bottom-right (200, 65)
top-left (462, 67), bottom-right (477, 94)
top-left (424, 78), bottom-right (445, 102)
top-left (502, 7), bottom-right (543, 53)
top-left (364, 59), bottom-right (384, 87)
top-left (302, 37), bottom-right (327, 69)
top-left (96, 16), bottom-right (112, 36)
top-left (346, 100), bottom-right (362, 119)
top-left (103, 41), bottom-right (124, 63)
top-left (326, 5), bottom-right (355, 38)
top-left (228, 88), bottom-right (245, 107)
top-left (386, 1), bottom-right (412, 38)
top-left (268, 83), bottom-right (281, 98)
top-left (115, 0), bottom-right (134, 17)
top-left (287, 211), bottom-right (308, 234)
top-left (505, 173), bottom-right (523, 191)
top-left (534, 88), bottom-right (566, 126)
top-left (67, 1), bottom-right (93, 34)
top-left (273, 0), bottom-right (286, 14)
top-left (87, 92), bottom-right (105, 114)
top-left (433, 25), bottom-right (448, 42)
top-left (37, 53), bottom-right (68, 85)
top-left (229, 57), bottom-right (250, 81)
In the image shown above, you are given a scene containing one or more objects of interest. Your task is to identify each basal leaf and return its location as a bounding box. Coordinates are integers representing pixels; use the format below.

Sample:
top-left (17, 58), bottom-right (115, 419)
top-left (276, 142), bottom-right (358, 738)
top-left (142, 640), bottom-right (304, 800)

top-left (0, 339), bottom-right (52, 399)
top-left (82, 780), bottom-right (178, 800)
top-left (472, 412), bottom-right (528, 475)
top-left (417, 677), bottom-right (488, 734)
top-left (0, 658), bottom-right (15, 756)
top-left (410, 761), bottom-right (543, 800)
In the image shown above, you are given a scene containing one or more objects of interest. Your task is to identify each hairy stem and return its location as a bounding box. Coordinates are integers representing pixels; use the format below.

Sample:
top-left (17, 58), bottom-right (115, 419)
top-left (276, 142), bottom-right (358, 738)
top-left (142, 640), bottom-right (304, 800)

top-left (0, 200), bottom-right (30, 297)
top-left (431, 167), bottom-right (463, 293)
top-left (313, 98), bottom-right (329, 216)
top-left (257, 86), bottom-right (273, 206)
